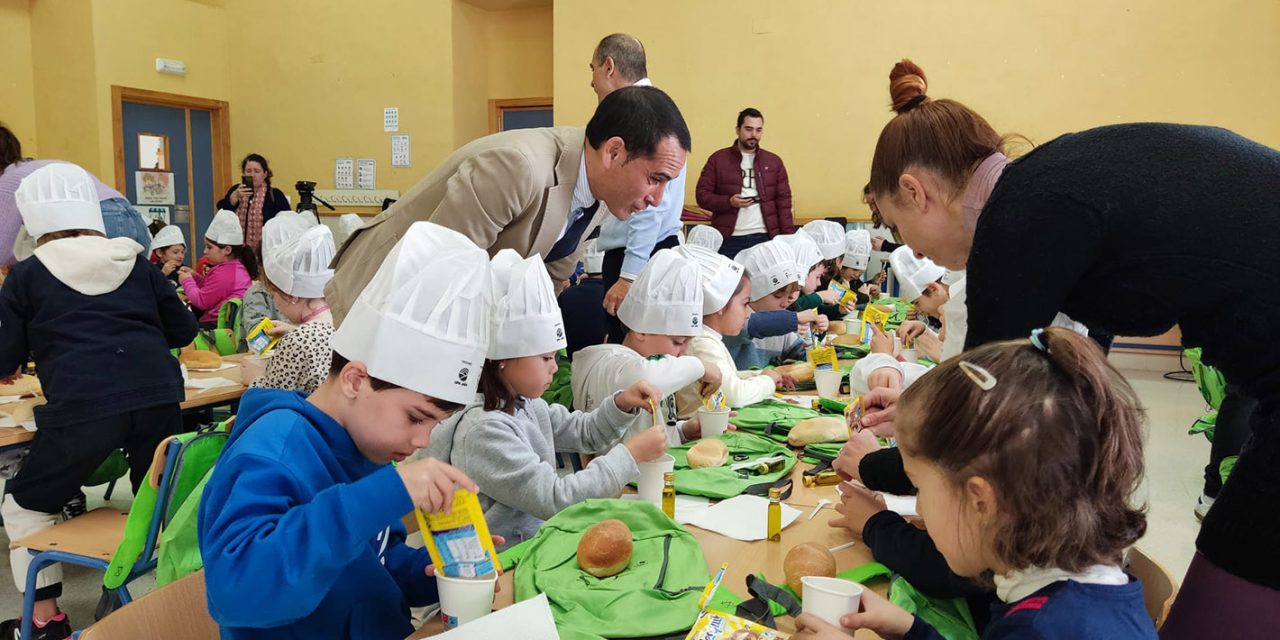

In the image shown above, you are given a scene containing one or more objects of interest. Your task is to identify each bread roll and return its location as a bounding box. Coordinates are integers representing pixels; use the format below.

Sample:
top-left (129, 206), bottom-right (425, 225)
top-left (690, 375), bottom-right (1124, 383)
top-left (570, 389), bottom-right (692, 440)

top-left (787, 416), bottom-right (848, 446)
top-left (179, 346), bottom-right (223, 370)
top-left (784, 543), bottom-right (837, 598)
top-left (832, 333), bottom-right (865, 347)
top-left (827, 321), bottom-right (847, 336)
top-left (775, 362), bottom-right (814, 383)
top-left (577, 519), bottom-right (633, 578)
top-left (2, 396), bottom-right (46, 424)
top-left (687, 438), bottom-right (729, 468)
top-left (0, 374), bottom-right (42, 398)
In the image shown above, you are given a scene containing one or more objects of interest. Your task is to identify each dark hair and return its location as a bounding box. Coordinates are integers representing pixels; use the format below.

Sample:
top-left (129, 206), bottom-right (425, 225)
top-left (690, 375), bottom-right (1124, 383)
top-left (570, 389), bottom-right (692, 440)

top-left (895, 328), bottom-right (1148, 573)
top-left (736, 108), bottom-right (763, 128)
top-left (147, 218), bottom-right (167, 238)
top-left (327, 352), bottom-right (462, 415)
top-left (35, 229), bottom-right (105, 247)
top-left (869, 60), bottom-right (1006, 201)
top-left (241, 153), bottom-right (273, 185)
top-left (586, 86), bottom-right (692, 156)
top-left (0, 124), bottom-right (25, 171)
top-left (477, 359), bottom-right (519, 414)
top-left (208, 238), bottom-right (259, 280)
top-left (593, 33), bottom-right (647, 83)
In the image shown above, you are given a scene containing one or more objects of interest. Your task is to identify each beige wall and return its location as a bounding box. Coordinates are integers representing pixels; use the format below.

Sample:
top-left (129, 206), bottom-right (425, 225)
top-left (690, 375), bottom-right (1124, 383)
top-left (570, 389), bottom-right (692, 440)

top-left (553, 0), bottom-right (1280, 218)
top-left (0, 0), bottom-right (38, 157)
top-left (29, 0), bottom-right (99, 172)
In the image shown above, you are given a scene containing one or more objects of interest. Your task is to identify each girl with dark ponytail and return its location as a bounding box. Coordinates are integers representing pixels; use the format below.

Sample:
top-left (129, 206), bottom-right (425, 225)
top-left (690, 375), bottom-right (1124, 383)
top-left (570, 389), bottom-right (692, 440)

top-left (796, 328), bottom-right (1156, 639)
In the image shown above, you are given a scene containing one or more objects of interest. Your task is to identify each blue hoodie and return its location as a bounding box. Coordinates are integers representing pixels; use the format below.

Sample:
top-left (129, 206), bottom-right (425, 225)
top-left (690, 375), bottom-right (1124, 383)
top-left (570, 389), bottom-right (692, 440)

top-left (198, 388), bottom-right (436, 639)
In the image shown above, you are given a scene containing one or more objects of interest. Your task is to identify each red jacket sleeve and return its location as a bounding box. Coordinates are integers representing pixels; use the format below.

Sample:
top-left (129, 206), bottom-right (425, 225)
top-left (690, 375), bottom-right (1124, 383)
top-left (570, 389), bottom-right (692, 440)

top-left (696, 152), bottom-right (733, 213)
top-left (774, 157), bottom-right (795, 234)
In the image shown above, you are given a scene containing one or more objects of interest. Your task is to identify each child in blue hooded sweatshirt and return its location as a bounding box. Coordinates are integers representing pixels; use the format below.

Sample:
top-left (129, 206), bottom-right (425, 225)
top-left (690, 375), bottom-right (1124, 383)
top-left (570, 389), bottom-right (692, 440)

top-left (198, 223), bottom-right (496, 640)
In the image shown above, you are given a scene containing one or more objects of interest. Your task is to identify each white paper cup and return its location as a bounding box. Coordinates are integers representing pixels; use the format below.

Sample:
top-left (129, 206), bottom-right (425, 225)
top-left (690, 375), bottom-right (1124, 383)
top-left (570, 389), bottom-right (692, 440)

top-left (636, 453), bottom-right (675, 504)
top-left (436, 573), bottom-right (498, 630)
top-left (240, 356), bottom-right (267, 385)
top-left (697, 408), bottom-right (730, 438)
top-left (801, 576), bottom-right (864, 635)
top-left (814, 369), bottom-right (844, 399)
top-left (900, 348), bottom-right (919, 364)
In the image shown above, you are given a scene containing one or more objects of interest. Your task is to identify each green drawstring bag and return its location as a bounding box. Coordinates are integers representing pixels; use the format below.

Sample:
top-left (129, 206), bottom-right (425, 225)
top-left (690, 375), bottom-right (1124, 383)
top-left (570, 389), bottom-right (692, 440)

top-left (511, 499), bottom-right (711, 639)
top-left (154, 468), bottom-right (213, 586)
top-left (541, 350), bottom-right (573, 410)
top-left (801, 442), bottom-right (845, 464)
top-left (1185, 348), bottom-right (1227, 442)
top-left (665, 432), bottom-right (797, 499)
top-left (730, 399), bottom-right (822, 443)
top-left (889, 576), bottom-right (979, 640)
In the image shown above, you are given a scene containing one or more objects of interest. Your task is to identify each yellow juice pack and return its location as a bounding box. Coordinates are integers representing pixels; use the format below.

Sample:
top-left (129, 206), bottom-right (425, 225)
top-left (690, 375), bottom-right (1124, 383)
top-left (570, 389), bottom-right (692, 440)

top-left (861, 303), bottom-right (891, 328)
top-left (826, 281), bottom-right (857, 308)
top-left (806, 344), bottom-right (839, 371)
top-left (415, 489), bottom-right (500, 578)
top-left (244, 317), bottom-right (281, 356)
top-left (685, 610), bottom-right (782, 640)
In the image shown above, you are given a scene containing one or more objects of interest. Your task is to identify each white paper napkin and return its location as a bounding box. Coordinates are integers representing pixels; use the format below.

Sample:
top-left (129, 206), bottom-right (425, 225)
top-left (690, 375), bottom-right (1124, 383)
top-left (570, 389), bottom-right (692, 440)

top-left (683, 494), bottom-right (803, 541)
top-left (184, 377), bottom-right (240, 391)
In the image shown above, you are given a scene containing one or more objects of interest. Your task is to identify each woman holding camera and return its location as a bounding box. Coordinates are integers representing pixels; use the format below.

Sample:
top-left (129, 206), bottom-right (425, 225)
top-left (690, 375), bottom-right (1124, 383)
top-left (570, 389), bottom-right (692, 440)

top-left (217, 153), bottom-right (291, 252)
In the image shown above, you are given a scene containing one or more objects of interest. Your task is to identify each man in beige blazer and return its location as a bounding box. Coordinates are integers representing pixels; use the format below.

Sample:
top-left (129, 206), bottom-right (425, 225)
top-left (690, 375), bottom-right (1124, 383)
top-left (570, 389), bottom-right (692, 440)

top-left (327, 86), bottom-right (691, 324)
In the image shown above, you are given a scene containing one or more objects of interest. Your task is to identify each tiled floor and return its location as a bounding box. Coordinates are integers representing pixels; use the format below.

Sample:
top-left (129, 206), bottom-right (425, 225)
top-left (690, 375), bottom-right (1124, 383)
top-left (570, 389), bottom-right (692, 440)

top-left (0, 364), bottom-right (1212, 627)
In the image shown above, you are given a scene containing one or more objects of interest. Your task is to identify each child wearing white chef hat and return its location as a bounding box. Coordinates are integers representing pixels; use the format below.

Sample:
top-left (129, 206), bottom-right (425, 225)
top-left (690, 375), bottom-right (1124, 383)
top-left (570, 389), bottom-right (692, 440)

top-left (573, 247), bottom-right (726, 441)
top-left (239, 211), bottom-right (315, 342)
top-left (148, 223), bottom-right (186, 285)
top-left (197, 222), bottom-right (495, 640)
top-left (249, 214), bottom-right (337, 394)
top-left (427, 250), bottom-right (668, 549)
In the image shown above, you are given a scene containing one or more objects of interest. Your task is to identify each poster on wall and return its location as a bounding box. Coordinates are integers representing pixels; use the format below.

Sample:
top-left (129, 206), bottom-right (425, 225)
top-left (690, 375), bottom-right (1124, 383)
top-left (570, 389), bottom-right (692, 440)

top-left (141, 206), bottom-right (171, 224)
top-left (135, 171), bottom-right (176, 205)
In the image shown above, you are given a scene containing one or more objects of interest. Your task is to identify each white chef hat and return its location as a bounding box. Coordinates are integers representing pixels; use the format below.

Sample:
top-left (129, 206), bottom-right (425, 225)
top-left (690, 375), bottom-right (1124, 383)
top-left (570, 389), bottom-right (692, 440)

top-left (330, 222), bottom-right (491, 403)
top-left (12, 226), bottom-right (35, 262)
top-left (843, 230), bottom-right (872, 270)
top-left (890, 245), bottom-right (946, 302)
top-left (736, 239), bottom-right (803, 301)
top-left (776, 233), bottom-right (823, 271)
top-left (675, 244), bottom-right (745, 314)
top-left (206, 209), bottom-right (244, 245)
top-left (15, 163), bottom-right (105, 239)
top-left (685, 225), bottom-right (724, 252)
top-left (942, 269), bottom-right (965, 286)
top-left (150, 225), bottom-right (186, 253)
top-left (338, 213), bottom-right (364, 242)
top-left (581, 238), bottom-right (605, 274)
top-left (264, 225), bottom-right (336, 298)
top-left (617, 248), bottom-right (704, 336)
top-left (799, 220), bottom-right (846, 261)
top-left (488, 250), bottom-right (567, 359)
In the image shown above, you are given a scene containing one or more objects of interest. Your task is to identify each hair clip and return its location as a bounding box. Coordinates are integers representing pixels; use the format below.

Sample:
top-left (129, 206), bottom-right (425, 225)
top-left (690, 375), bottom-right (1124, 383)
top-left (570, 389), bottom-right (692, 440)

top-left (958, 360), bottom-right (997, 391)
top-left (1029, 328), bottom-right (1049, 354)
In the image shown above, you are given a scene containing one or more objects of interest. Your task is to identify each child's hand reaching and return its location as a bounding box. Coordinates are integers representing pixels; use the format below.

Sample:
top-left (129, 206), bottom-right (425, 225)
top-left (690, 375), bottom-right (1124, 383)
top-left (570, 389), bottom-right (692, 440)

top-left (869, 324), bottom-right (893, 355)
top-left (162, 260), bottom-right (181, 276)
top-left (762, 369), bottom-right (796, 391)
top-left (696, 358), bottom-right (723, 397)
top-left (615, 380), bottom-right (663, 413)
top-left (866, 365), bottom-right (903, 391)
top-left (799, 588), bottom-right (916, 638)
top-left (832, 429), bottom-right (881, 482)
top-left (625, 425), bottom-right (668, 463)
top-left (857, 387), bottom-right (902, 437)
top-left (396, 458), bottom-right (478, 514)
top-left (828, 481), bottom-right (888, 536)
top-left (266, 322), bottom-right (296, 337)
top-left (817, 289), bottom-right (843, 304)
top-left (812, 314), bottom-right (829, 333)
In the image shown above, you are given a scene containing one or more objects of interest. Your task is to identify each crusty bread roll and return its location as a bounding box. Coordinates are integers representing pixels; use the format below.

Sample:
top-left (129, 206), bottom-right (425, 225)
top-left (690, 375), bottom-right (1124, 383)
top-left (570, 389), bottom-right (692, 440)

top-left (832, 333), bottom-right (865, 347)
top-left (687, 438), bottom-right (729, 469)
top-left (179, 346), bottom-right (223, 370)
top-left (0, 374), bottom-right (42, 398)
top-left (775, 362), bottom-right (814, 383)
top-left (787, 416), bottom-right (849, 446)
top-left (827, 321), bottom-right (847, 336)
top-left (577, 519), bottom-right (633, 578)
top-left (784, 543), bottom-right (837, 598)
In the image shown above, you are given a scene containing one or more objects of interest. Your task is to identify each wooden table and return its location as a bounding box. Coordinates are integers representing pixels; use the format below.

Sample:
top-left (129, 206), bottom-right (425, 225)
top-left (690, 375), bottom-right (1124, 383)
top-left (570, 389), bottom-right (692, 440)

top-left (409, 509), bottom-right (885, 639)
top-left (0, 355), bottom-right (249, 453)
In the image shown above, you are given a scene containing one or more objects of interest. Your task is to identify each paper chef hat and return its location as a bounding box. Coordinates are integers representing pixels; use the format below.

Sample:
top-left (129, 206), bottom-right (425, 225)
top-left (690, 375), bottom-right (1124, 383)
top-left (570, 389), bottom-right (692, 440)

top-left (889, 245), bottom-right (946, 302)
top-left (581, 238), bottom-right (605, 274)
top-left (799, 220), bottom-right (846, 261)
top-left (330, 222), bottom-right (492, 403)
top-left (338, 213), bottom-right (364, 243)
top-left (843, 230), bottom-right (872, 270)
top-left (150, 225), bottom-right (186, 253)
top-left (776, 232), bottom-right (823, 271)
top-left (487, 250), bottom-right (568, 359)
top-left (617, 248), bottom-right (704, 336)
top-left (736, 239), bottom-right (803, 301)
top-left (676, 244), bottom-right (744, 314)
top-left (15, 163), bottom-right (105, 238)
top-left (264, 225), bottom-right (336, 298)
top-left (206, 209), bottom-right (244, 245)
top-left (685, 225), bottom-right (724, 252)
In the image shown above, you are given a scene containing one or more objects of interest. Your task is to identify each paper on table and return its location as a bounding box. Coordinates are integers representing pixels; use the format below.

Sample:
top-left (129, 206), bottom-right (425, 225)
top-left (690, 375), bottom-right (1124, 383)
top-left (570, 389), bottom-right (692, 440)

top-left (837, 481), bottom-right (917, 517)
top-left (0, 396), bottom-right (21, 404)
top-left (621, 493), bottom-right (711, 522)
top-left (187, 362), bottom-right (237, 372)
top-left (431, 592), bottom-right (558, 640)
top-left (184, 377), bottom-right (239, 391)
top-left (0, 417), bottom-right (36, 431)
top-left (683, 494), bottom-right (802, 541)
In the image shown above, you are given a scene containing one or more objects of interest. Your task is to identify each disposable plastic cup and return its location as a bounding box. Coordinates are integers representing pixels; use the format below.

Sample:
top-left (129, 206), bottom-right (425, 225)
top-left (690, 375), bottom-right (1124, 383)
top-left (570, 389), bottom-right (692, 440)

top-left (636, 454), bottom-right (675, 504)
top-left (698, 408), bottom-right (730, 438)
top-left (900, 348), bottom-right (919, 364)
top-left (814, 369), bottom-right (844, 399)
top-left (436, 572), bottom-right (498, 630)
top-left (801, 576), bottom-right (864, 635)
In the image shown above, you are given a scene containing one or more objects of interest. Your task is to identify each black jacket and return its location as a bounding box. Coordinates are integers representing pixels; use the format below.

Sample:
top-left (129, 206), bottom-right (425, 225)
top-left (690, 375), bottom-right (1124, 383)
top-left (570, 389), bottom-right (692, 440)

top-left (0, 255), bottom-right (197, 426)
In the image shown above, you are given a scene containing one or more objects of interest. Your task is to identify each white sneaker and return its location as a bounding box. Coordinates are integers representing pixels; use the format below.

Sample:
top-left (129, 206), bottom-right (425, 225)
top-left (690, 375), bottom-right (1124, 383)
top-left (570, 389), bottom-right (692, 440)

top-left (1195, 494), bottom-right (1215, 522)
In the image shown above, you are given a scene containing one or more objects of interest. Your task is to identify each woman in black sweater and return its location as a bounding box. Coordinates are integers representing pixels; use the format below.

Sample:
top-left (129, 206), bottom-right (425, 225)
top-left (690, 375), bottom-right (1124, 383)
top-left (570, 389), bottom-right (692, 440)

top-left (863, 59), bottom-right (1280, 639)
top-left (216, 153), bottom-right (291, 253)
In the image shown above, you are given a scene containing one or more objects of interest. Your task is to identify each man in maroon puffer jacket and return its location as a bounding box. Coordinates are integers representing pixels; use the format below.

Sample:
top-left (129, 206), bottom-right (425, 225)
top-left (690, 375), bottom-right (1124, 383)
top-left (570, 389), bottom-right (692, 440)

top-left (695, 108), bottom-right (795, 258)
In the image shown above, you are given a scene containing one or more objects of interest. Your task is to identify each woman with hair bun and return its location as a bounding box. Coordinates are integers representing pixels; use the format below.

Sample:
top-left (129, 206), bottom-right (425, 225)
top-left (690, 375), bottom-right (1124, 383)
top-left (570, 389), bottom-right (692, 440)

top-left (864, 58), bottom-right (1280, 638)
